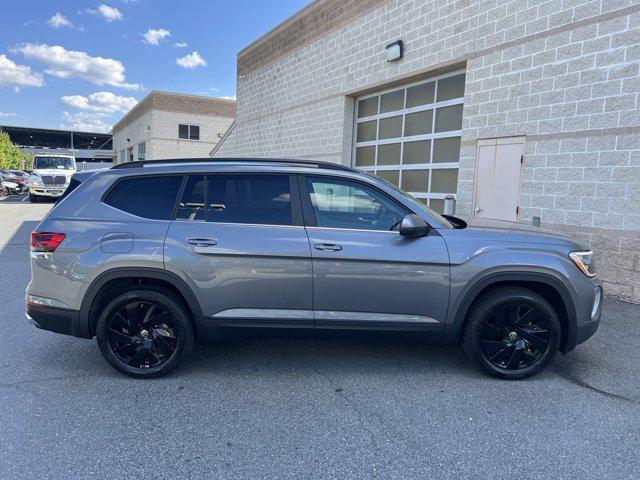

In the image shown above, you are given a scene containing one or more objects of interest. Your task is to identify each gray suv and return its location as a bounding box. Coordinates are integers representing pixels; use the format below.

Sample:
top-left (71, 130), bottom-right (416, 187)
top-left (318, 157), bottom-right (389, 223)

top-left (26, 159), bottom-right (602, 379)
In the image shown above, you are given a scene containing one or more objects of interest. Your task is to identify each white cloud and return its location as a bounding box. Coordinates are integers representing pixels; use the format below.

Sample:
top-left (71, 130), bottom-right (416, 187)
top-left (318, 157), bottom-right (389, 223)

top-left (14, 87), bottom-right (21, 94)
top-left (174, 42), bottom-right (188, 48)
top-left (176, 51), bottom-right (207, 69)
top-left (221, 95), bottom-right (236, 100)
top-left (48, 12), bottom-right (73, 29)
top-left (11, 43), bottom-right (140, 90)
top-left (61, 91), bottom-right (137, 113)
top-left (88, 4), bottom-right (123, 22)
top-left (143, 28), bottom-right (171, 45)
top-left (0, 112), bottom-right (18, 118)
top-left (0, 54), bottom-right (44, 88)
top-left (61, 111), bottom-right (111, 132)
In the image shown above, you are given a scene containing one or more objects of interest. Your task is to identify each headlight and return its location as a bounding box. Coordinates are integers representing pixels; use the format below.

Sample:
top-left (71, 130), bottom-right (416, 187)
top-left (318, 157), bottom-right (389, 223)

top-left (29, 178), bottom-right (43, 187)
top-left (569, 251), bottom-right (596, 277)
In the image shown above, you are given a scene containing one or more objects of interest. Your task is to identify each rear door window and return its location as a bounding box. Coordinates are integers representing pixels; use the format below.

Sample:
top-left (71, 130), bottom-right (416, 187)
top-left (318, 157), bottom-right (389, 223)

top-left (104, 175), bottom-right (183, 220)
top-left (176, 174), bottom-right (292, 226)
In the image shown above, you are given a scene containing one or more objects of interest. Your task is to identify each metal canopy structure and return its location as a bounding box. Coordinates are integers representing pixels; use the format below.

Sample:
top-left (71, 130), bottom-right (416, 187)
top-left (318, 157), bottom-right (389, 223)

top-left (0, 125), bottom-right (113, 151)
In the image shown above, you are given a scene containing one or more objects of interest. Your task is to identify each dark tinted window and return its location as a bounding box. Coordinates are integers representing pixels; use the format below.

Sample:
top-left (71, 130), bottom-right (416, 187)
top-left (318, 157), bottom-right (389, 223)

top-left (190, 125), bottom-right (200, 140)
top-left (177, 174), bottom-right (292, 225)
top-left (105, 175), bottom-right (182, 220)
top-left (178, 124), bottom-right (189, 139)
top-left (305, 176), bottom-right (407, 231)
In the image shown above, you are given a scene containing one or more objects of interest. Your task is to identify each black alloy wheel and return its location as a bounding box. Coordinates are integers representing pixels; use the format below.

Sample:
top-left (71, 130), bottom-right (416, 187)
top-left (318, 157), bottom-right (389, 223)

top-left (96, 288), bottom-right (194, 378)
top-left (107, 301), bottom-right (178, 369)
top-left (462, 286), bottom-right (561, 379)
top-left (478, 303), bottom-right (550, 371)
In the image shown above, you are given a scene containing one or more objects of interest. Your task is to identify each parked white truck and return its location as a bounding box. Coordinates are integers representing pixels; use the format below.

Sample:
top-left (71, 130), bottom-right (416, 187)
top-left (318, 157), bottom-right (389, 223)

top-left (28, 154), bottom-right (76, 203)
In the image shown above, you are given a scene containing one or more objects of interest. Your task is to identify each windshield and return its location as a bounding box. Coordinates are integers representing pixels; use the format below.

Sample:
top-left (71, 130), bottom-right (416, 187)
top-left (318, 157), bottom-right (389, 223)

top-left (364, 172), bottom-right (454, 229)
top-left (33, 156), bottom-right (75, 171)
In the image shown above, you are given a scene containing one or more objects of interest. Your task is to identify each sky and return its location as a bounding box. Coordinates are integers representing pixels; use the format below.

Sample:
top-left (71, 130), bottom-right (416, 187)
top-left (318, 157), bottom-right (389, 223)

top-left (0, 0), bottom-right (309, 132)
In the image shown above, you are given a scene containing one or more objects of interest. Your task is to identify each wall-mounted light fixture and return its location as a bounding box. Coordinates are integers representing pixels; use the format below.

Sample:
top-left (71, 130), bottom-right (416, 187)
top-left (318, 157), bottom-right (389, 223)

top-left (386, 40), bottom-right (403, 62)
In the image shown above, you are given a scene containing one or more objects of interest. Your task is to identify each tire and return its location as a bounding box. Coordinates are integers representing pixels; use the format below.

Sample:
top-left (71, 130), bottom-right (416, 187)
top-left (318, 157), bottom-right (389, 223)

top-left (462, 286), bottom-right (561, 380)
top-left (96, 288), bottom-right (194, 378)
top-left (29, 194), bottom-right (38, 203)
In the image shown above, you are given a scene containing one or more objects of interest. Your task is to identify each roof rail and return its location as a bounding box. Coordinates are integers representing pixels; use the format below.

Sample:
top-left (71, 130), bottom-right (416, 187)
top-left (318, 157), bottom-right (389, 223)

top-left (111, 157), bottom-right (355, 172)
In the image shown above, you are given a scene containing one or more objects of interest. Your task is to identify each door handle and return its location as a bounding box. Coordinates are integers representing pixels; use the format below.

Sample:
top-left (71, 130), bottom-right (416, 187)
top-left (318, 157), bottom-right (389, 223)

top-left (187, 238), bottom-right (217, 247)
top-left (314, 243), bottom-right (343, 252)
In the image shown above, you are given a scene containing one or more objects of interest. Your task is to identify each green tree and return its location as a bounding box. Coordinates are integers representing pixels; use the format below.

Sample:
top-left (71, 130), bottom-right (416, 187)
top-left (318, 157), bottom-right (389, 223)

top-left (0, 132), bottom-right (32, 170)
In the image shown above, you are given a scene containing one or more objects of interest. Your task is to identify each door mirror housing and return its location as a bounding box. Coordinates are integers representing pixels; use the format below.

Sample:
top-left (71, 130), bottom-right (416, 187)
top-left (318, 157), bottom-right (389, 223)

top-left (399, 214), bottom-right (430, 237)
top-left (442, 214), bottom-right (467, 229)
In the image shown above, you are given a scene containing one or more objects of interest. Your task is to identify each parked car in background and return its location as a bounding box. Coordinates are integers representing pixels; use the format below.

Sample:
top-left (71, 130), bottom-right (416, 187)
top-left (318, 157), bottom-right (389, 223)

top-left (28, 154), bottom-right (76, 203)
top-left (26, 159), bottom-right (602, 379)
top-left (0, 169), bottom-right (28, 195)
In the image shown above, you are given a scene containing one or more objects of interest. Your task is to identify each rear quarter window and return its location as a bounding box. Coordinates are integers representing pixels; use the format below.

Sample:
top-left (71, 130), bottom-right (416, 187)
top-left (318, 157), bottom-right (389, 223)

top-left (104, 175), bottom-right (183, 220)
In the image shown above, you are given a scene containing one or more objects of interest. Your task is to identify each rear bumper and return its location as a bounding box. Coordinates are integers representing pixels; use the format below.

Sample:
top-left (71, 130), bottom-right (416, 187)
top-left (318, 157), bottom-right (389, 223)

top-left (26, 304), bottom-right (89, 338)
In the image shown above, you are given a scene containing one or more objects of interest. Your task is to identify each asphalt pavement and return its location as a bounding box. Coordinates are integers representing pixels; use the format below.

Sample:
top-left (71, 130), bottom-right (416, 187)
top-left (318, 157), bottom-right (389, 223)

top-left (0, 198), bottom-right (638, 479)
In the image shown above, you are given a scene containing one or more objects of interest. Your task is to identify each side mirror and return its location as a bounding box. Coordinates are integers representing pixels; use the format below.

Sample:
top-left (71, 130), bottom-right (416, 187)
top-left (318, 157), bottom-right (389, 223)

top-left (442, 214), bottom-right (467, 229)
top-left (399, 214), bottom-right (430, 237)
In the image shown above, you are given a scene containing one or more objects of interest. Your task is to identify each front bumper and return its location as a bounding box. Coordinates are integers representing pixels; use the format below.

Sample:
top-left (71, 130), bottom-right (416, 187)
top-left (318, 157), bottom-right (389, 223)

top-left (29, 187), bottom-right (65, 197)
top-left (26, 304), bottom-right (87, 338)
top-left (575, 284), bottom-right (603, 344)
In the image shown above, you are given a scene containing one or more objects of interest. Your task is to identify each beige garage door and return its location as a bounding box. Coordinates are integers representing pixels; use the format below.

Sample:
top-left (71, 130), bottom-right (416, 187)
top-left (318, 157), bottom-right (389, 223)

top-left (352, 71), bottom-right (465, 213)
top-left (474, 137), bottom-right (525, 222)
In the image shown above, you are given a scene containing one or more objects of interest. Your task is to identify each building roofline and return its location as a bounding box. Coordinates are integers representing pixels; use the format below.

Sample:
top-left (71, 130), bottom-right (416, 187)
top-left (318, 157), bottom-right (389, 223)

top-left (148, 90), bottom-right (237, 103)
top-left (236, 0), bottom-right (391, 76)
top-left (111, 90), bottom-right (236, 133)
top-left (238, 0), bottom-right (323, 56)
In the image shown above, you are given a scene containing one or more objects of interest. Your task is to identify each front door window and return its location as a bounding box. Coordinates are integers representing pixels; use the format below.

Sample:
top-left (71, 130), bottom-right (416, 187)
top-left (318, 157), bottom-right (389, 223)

top-left (305, 177), bottom-right (407, 231)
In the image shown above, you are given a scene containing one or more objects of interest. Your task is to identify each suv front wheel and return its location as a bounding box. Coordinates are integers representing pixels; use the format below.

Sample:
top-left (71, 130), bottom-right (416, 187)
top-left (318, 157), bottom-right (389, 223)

top-left (96, 288), bottom-right (194, 378)
top-left (462, 286), bottom-right (561, 379)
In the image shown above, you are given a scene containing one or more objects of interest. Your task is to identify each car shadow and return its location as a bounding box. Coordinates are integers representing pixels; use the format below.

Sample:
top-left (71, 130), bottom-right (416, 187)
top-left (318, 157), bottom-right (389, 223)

top-left (184, 336), bottom-right (480, 379)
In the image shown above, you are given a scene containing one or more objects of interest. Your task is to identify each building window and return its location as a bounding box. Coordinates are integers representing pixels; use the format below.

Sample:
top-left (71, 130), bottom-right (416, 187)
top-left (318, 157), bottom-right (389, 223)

top-left (352, 72), bottom-right (465, 213)
top-left (127, 147), bottom-right (134, 162)
top-left (179, 124), bottom-right (200, 140)
top-left (138, 142), bottom-right (146, 161)
top-left (119, 149), bottom-right (125, 164)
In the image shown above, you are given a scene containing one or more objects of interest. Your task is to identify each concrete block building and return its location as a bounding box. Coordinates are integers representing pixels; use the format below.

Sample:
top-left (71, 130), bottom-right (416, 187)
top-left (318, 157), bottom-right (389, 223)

top-left (113, 91), bottom-right (235, 164)
top-left (214, 0), bottom-right (640, 302)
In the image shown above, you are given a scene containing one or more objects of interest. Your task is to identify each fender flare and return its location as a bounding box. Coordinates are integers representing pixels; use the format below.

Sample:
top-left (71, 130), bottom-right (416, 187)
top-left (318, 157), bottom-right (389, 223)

top-left (79, 267), bottom-right (206, 338)
top-left (443, 269), bottom-right (578, 352)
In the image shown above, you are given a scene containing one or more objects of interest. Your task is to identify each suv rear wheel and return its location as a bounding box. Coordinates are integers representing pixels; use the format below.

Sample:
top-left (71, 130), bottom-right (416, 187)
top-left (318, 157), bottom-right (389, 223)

top-left (96, 288), bottom-right (194, 378)
top-left (462, 286), bottom-right (561, 379)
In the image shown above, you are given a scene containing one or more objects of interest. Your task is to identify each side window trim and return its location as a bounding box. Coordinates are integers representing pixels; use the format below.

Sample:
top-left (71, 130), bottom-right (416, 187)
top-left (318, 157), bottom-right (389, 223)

top-left (298, 173), bottom-right (412, 230)
top-left (170, 175), bottom-right (189, 220)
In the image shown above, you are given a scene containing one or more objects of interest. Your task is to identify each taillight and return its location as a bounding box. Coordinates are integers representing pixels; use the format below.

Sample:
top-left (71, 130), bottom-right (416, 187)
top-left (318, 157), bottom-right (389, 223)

top-left (30, 232), bottom-right (66, 253)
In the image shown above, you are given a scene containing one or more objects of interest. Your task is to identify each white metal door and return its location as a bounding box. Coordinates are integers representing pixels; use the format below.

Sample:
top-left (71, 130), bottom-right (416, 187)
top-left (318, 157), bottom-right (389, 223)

top-left (474, 137), bottom-right (525, 222)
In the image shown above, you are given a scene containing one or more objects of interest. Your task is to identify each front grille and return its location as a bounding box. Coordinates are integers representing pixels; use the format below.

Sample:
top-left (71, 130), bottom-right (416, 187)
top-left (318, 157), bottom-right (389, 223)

top-left (41, 175), bottom-right (66, 185)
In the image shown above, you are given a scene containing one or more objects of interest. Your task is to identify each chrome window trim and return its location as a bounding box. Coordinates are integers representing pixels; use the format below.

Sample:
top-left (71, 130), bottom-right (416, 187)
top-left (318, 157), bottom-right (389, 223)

top-left (171, 219), bottom-right (305, 229)
top-left (305, 226), bottom-right (401, 235)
